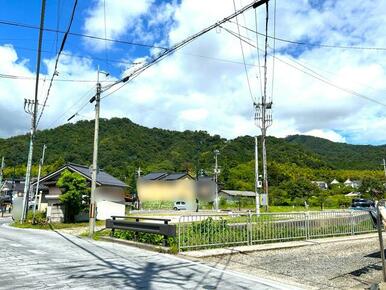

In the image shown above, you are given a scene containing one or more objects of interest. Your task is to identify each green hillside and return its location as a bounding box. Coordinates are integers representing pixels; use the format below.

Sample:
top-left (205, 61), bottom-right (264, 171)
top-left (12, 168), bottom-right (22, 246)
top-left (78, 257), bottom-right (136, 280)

top-left (0, 118), bottom-right (384, 197)
top-left (285, 135), bottom-right (386, 170)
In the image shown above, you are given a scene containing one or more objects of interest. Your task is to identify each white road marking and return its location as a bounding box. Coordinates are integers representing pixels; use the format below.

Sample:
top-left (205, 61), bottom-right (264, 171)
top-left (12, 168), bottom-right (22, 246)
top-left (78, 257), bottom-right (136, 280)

top-left (9, 243), bottom-right (25, 248)
top-left (27, 249), bottom-right (45, 255)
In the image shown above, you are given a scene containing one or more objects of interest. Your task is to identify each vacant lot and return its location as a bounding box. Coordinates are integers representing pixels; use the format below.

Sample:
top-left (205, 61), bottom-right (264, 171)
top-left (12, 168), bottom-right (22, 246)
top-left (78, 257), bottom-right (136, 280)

top-left (198, 235), bottom-right (385, 289)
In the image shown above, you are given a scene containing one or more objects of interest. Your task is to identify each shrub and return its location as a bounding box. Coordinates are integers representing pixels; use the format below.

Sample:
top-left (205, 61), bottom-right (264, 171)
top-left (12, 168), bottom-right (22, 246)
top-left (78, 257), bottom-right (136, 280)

top-left (26, 210), bottom-right (47, 225)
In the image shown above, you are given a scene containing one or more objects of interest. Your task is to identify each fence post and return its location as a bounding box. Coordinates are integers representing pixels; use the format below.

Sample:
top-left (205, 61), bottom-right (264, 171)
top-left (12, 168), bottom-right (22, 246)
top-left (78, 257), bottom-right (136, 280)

top-left (110, 216), bottom-right (116, 237)
top-left (178, 216), bottom-right (181, 253)
top-left (134, 218), bottom-right (139, 241)
top-left (247, 211), bottom-right (252, 245)
top-left (305, 212), bottom-right (309, 240)
top-left (163, 220), bottom-right (169, 247)
top-left (350, 211), bottom-right (354, 235)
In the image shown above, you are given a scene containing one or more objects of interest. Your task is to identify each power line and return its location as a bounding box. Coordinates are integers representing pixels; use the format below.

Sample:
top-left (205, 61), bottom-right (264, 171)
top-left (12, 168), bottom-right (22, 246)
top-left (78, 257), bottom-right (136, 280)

top-left (254, 8), bottom-right (263, 98)
top-left (221, 25), bottom-right (386, 107)
top-left (270, 0), bottom-right (276, 101)
top-left (0, 72), bottom-right (114, 83)
top-left (228, 19), bottom-right (386, 52)
top-left (100, 0), bottom-right (269, 99)
top-left (232, 0), bottom-right (256, 103)
top-left (1, 44), bottom-right (141, 67)
top-left (48, 85), bottom-right (95, 127)
top-left (0, 19), bottom-right (168, 51)
top-left (103, 0), bottom-right (109, 69)
top-left (37, 0), bottom-right (78, 127)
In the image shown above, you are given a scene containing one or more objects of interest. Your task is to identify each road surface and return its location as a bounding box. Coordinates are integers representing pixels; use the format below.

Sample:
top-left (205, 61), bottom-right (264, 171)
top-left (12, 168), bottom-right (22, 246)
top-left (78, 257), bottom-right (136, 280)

top-left (0, 218), bottom-right (303, 290)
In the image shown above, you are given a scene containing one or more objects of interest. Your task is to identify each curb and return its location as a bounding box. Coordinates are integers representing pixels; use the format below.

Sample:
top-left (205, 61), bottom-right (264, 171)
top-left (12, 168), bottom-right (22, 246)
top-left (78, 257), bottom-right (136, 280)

top-left (99, 236), bottom-right (173, 253)
top-left (180, 232), bottom-right (379, 258)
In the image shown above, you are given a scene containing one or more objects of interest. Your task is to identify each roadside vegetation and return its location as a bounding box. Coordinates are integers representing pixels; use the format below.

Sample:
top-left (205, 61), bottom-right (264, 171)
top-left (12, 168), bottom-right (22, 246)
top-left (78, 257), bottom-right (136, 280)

top-left (11, 210), bottom-right (104, 230)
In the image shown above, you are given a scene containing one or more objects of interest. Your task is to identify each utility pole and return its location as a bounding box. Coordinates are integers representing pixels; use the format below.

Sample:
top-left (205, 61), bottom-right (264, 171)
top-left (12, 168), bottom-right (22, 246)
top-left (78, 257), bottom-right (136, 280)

top-left (255, 136), bottom-right (261, 214)
top-left (32, 144), bottom-right (46, 222)
top-left (0, 156), bottom-right (4, 188)
top-left (137, 167), bottom-right (142, 177)
top-left (214, 150), bottom-right (220, 211)
top-left (383, 159), bottom-right (386, 178)
top-left (89, 66), bottom-right (108, 237)
top-left (21, 99), bottom-right (36, 222)
top-left (254, 100), bottom-right (272, 210)
top-left (254, 0), bottom-right (272, 211)
top-left (21, 0), bottom-right (46, 223)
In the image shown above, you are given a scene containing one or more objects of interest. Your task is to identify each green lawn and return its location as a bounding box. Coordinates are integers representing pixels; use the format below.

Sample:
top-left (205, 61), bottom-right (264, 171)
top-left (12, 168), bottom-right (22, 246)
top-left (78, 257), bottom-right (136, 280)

top-left (12, 220), bottom-right (105, 230)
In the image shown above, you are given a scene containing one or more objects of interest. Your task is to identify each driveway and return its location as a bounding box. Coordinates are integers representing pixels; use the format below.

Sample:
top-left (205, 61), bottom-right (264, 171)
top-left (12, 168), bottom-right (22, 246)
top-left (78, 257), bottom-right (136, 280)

top-left (0, 218), bottom-right (303, 289)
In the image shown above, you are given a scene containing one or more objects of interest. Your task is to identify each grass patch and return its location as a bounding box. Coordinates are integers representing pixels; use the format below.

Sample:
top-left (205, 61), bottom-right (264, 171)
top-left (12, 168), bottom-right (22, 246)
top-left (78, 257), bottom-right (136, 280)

top-left (267, 206), bottom-right (339, 212)
top-left (11, 220), bottom-right (105, 230)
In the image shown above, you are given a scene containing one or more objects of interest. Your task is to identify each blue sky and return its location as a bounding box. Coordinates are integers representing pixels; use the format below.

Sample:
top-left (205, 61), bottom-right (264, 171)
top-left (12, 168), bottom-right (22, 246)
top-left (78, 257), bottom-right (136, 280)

top-left (0, 0), bottom-right (386, 145)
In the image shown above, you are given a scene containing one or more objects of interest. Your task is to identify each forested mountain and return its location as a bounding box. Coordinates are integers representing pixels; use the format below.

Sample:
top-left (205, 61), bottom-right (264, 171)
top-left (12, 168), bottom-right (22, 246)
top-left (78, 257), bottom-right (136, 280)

top-left (285, 135), bottom-right (386, 170)
top-left (0, 118), bottom-right (385, 192)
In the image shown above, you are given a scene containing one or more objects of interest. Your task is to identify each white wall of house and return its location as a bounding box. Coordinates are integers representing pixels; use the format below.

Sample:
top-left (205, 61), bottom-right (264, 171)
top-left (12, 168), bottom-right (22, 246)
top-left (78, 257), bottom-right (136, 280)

top-left (97, 200), bottom-right (125, 220)
top-left (95, 186), bottom-right (126, 220)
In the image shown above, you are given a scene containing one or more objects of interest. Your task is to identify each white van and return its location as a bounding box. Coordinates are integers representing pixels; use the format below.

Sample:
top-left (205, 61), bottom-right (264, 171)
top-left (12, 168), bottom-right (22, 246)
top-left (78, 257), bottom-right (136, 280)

top-left (173, 201), bottom-right (187, 211)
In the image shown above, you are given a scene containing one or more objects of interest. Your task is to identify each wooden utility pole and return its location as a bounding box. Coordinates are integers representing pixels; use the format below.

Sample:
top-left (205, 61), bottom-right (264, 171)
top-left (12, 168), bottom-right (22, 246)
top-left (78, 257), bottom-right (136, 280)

top-left (21, 0), bottom-right (46, 223)
top-left (89, 67), bottom-right (108, 236)
top-left (255, 136), bottom-right (260, 214)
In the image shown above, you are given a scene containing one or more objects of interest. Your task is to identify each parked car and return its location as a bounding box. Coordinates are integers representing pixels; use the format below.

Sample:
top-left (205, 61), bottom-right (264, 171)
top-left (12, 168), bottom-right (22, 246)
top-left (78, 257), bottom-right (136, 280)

top-left (173, 201), bottom-right (187, 211)
top-left (350, 198), bottom-right (375, 210)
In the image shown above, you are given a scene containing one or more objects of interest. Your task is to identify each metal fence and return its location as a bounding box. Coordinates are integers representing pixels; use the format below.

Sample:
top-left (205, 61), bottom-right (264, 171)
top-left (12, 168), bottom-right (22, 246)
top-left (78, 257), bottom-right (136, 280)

top-left (177, 210), bottom-right (376, 251)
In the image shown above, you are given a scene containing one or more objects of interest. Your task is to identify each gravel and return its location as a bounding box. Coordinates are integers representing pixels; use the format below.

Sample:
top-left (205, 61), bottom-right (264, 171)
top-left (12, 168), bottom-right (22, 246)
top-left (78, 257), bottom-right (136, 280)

top-left (199, 237), bottom-right (386, 289)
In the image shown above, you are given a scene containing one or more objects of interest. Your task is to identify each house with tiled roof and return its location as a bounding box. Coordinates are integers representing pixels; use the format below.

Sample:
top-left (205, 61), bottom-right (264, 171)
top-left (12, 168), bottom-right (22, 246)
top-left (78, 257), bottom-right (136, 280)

top-left (31, 163), bottom-right (129, 222)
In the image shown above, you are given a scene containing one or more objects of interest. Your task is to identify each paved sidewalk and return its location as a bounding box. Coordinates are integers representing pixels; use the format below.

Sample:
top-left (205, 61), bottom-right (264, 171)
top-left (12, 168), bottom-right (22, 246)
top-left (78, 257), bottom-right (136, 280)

top-left (0, 219), bottom-right (305, 289)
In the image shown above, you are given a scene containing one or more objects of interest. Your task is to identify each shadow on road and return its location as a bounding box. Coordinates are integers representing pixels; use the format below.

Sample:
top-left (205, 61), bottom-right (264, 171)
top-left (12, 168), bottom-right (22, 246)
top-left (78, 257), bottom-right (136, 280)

top-left (51, 230), bottom-right (216, 289)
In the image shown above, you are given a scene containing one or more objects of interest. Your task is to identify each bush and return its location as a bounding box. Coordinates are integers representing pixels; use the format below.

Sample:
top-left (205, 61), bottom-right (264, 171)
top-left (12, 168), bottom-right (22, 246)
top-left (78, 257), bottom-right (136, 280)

top-left (26, 210), bottom-right (47, 225)
top-left (113, 229), bottom-right (178, 252)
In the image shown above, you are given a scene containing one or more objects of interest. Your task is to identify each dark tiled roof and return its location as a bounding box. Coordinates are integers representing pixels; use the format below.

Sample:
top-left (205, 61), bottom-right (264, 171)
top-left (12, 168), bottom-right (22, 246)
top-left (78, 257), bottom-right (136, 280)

top-left (220, 190), bottom-right (256, 197)
top-left (67, 163), bottom-right (128, 187)
top-left (141, 172), bottom-right (168, 181)
top-left (162, 173), bottom-right (190, 181)
top-left (33, 163), bottom-right (128, 188)
top-left (141, 172), bottom-right (192, 181)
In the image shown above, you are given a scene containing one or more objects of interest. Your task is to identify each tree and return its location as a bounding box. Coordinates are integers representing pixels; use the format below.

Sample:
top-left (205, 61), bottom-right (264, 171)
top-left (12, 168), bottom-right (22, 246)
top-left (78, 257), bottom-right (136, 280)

top-left (280, 178), bottom-right (320, 205)
top-left (359, 177), bottom-right (385, 200)
top-left (57, 170), bottom-right (90, 222)
top-left (312, 190), bottom-right (330, 210)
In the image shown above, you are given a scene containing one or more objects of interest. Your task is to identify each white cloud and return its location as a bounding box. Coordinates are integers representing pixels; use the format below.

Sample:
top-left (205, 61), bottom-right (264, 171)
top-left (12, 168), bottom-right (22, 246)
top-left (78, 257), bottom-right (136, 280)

top-left (2, 0), bottom-right (386, 147)
top-left (179, 108), bottom-right (208, 122)
top-left (303, 129), bottom-right (346, 143)
top-left (83, 0), bottom-right (154, 50)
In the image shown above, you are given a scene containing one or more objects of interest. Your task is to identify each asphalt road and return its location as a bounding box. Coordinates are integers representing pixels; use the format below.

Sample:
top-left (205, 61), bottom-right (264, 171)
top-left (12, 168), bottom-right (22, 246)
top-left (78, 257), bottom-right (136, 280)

top-left (0, 218), bottom-right (303, 290)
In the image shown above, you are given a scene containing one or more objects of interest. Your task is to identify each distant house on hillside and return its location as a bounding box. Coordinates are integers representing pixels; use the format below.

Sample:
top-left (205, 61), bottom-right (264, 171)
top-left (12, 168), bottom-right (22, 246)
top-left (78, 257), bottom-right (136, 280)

top-left (343, 179), bottom-right (361, 189)
top-left (312, 181), bottom-right (328, 190)
top-left (137, 172), bottom-right (196, 209)
top-left (330, 179), bottom-right (340, 186)
top-left (31, 163), bottom-right (129, 222)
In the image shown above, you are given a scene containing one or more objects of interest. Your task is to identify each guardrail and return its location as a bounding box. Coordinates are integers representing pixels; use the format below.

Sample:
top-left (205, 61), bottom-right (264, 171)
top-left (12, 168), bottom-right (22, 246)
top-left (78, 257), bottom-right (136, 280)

top-left (106, 216), bottom-right (176, 246)
top-left (178, 210), bottom-right (376, 251)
